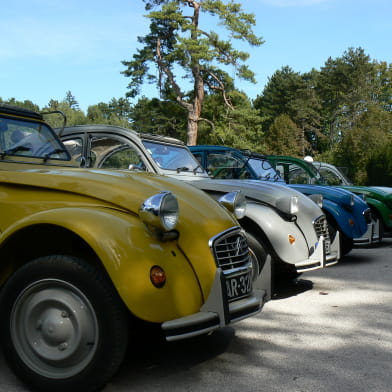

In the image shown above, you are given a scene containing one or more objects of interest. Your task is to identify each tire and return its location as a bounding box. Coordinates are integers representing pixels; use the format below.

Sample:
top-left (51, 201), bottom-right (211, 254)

top-left (0, 255), bottom-right (129, 392)
top-left (246, 232), bottom-right (268, 280)
top-left (274, 262), bottom-right (301, 283)
top-left (328, 220), bottom-right (353, 255)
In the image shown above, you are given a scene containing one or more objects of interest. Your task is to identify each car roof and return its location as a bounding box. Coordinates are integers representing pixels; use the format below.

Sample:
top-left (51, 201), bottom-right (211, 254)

top-left (189, 145), bottom-right (241, 153)
top-left (0, 103), bottom-right (43, 121)
top-left (59, 124), bottom-right (186, 146)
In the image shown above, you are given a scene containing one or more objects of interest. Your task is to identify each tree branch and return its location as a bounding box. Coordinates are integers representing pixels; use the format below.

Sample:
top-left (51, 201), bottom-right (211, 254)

top-left (156, 37), bottom-right (192, 111)
top-left (203, 69), bottom-right (234, 110)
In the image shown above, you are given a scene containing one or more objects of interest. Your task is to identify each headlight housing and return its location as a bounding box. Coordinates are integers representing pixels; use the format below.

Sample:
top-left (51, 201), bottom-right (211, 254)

top-left (308, 194), bottom-right (323, 208)
top-left (276, 196), bottom-right (299, 215)
top-left (218, 191), bottom-right (247, 219)
top-left (349, 194), bottom-right (355, 207)
top-left (139, 191), bottom-right (179, 232)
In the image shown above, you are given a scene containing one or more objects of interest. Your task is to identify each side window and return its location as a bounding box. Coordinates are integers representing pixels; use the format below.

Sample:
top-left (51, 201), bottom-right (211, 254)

top-left (192, 153), bottom-right (202, 165)
top-left (62, 138), bottom-right (84, 163)
top-left (90, 135), bottom-right (146, 170)
top-left (206, 153), bottom-right (248, 179)
top-left (287, 163), bottom-right (311, 184)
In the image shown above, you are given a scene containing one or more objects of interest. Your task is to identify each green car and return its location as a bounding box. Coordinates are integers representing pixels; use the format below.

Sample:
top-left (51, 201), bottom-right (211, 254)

top-left (266, 155), bottom-right (390, 239)
top-left (312, 161), bottom-right (392, 237)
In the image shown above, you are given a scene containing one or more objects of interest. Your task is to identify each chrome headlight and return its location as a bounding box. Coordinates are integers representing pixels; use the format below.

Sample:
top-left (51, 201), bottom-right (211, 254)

top-left (139, 191), bottom-right (179, 231)
top-left (276, 196), bottom-right (299, 215)
top-left (218, 191), bottom-right (247, 219)
top-left (308, 194), bottom-right (323, 208)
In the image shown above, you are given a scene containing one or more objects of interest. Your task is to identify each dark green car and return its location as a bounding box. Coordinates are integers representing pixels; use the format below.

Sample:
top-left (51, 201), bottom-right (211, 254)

top-left (312, 161), bottom-right (392, 237)
top-left (267, 155), bottom-right (391, 239)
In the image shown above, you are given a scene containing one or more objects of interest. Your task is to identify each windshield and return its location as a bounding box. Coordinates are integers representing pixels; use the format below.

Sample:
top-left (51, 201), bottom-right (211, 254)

top-left (142, 140), bottom-right (204, 172)
top-left (248, 157), bottom-right (283, 181)
top-left (0, 117), bottom-right (69, 160)
top-left (315, 163), bottom-right (352, 186)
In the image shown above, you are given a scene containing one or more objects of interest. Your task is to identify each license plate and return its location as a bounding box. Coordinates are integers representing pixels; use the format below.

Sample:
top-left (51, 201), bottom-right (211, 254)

top-left (226, 271), bottom-right (252, 301)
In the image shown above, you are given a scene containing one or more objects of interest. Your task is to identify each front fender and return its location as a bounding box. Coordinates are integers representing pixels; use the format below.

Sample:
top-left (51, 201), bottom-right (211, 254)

top-left (1, 207), bottom-right (207, 324)
top-left (322, 199), bottom-right (367, 238)
top-left (364, 197), bottom-right (392, 230)
top-left (245, 202), bottom-right (316, 264)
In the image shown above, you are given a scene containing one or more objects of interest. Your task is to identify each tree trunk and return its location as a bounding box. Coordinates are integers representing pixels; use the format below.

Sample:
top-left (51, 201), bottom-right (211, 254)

top-left (186, 74), bottom-right (204, 146)
top-left (186, 1), bottom-right (203, 146)
top-left (187, 116), bottom-right (199, 146)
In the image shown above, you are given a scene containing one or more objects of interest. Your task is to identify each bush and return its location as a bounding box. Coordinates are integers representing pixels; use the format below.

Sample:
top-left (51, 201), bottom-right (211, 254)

top-left (366, 142), bottom-right (392, 186)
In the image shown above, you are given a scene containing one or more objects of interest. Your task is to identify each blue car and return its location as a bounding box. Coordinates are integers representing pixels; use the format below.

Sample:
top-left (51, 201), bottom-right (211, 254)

top-left (189, 146), bottom-right (376, 255)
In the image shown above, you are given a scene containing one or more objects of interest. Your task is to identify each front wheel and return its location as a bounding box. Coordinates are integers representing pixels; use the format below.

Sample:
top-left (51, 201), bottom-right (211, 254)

top-left (0, 255), bottom-right (129, 392)
top-left (328, 221), bottom-right (353, 255)
top-left (246, 232), bottom-right (269, 280)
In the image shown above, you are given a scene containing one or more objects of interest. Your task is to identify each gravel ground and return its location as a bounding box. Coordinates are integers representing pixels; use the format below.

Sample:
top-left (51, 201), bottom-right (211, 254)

top-left (1, 238), bottom-right (391, 392)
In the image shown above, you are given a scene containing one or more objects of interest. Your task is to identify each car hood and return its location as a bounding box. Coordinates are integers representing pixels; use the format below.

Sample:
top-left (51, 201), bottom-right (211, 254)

top-left (288, 183), bottom-right (362, 208)
top-left (1, 165), bottom-right (237, 236)
top-left (186, 177), bottom-right (324, 218)
top-left (341, 185), bottom-right (392, 202)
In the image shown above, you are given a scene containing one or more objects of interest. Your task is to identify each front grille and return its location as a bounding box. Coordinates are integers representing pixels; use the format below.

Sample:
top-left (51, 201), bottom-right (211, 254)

top-left (210, 228), bottom-right (250, 271)
top-left (314, 215), bottom-right (331, 254)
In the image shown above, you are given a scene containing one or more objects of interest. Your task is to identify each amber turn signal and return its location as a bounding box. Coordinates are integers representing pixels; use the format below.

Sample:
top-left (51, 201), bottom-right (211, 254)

top-left (288, 235), bottom-right (296, 245)
top-left (150, 265), bottom-right (166, 288)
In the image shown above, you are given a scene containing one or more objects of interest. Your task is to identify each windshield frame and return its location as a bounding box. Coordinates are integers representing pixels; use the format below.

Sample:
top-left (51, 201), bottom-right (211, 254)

top-left (0, 115), bottom-right (71, 161)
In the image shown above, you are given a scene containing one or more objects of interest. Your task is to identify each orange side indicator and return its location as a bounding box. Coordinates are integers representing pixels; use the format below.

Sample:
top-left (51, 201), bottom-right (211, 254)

top-left (288, 235), bottom-right (296, 245)
top-left (150, 265), bottom-right (166, 288)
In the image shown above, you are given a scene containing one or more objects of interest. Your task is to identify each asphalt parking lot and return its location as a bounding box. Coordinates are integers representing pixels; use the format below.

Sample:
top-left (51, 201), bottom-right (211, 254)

top-left (1, 238), bottom-right (391, 392)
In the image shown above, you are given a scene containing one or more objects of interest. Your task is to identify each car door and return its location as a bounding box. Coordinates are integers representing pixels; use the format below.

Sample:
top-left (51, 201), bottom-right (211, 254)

top-left (63, 132), bottom-right (148, 171)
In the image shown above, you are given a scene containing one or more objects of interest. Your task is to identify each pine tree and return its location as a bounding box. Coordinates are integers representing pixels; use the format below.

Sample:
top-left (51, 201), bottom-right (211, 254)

top-left (122, 0), bottom-right (263, 145)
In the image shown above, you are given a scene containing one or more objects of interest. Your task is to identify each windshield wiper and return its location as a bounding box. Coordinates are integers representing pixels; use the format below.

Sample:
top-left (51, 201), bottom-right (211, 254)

top-left (176, 166), bottom-right (190, 173)
top-left (0, 145), bottom-right (31, 158)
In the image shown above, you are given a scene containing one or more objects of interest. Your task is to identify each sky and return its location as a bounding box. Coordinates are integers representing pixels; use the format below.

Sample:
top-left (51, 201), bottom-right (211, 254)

top-left (1, 0), bottom-right (391, 112)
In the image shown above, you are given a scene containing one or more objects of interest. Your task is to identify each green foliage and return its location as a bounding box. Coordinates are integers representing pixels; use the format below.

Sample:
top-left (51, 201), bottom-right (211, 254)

top-left (333, 106), bottom-right (392, 184)
top-left (1, 45), bottom-right (391, 184)
top-left (129, 96), bottom-right (187, 140)
top-left (253, 66), bottom-right (322, 154)
top-left (197, 90), bottom-right (266, 151)
top-left (265, 114), bottom-right (303, 156)
top-left (253, 47), bottom-right (392, 182)
top-left (366, 142), bottom-right (392, 186)
top-left (122, 0), bottom-right (263, 144)
top-left (64, 91), bottom-right (80, 110)
top-left (373, 61), bottom-right (392, 112)
top-left (0, 97), bottom-right (40, 112)
top-left (41, 101), bottom-right (85, 129)
top-left (86, 98), bottom-right (133, 127)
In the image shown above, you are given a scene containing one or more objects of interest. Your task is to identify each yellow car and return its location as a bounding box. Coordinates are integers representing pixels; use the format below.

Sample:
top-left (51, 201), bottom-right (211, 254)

top-left (0, 104), bottom-right (271, 392)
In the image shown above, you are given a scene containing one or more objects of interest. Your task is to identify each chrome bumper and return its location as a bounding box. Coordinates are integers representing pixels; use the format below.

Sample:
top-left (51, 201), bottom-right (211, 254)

top-left (161, 256), bottom-right (271, 342)
top-left (354, 219), bottom-right (381, 245)
top-left (294, 233), bottom-right (340, 273)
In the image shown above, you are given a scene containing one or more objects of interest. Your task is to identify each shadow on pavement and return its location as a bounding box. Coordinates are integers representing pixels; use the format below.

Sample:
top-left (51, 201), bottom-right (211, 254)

top-left (272, 278), bottom-right (313, 300)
